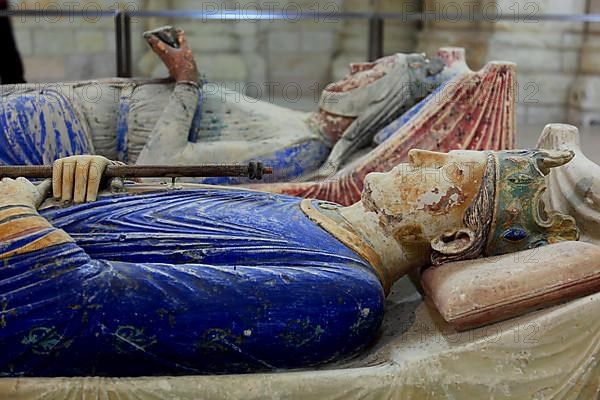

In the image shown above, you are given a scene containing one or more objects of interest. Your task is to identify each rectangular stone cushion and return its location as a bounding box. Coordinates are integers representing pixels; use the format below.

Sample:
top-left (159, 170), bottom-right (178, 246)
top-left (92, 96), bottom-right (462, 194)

top-left (421, 241), bottom-right (600, 331)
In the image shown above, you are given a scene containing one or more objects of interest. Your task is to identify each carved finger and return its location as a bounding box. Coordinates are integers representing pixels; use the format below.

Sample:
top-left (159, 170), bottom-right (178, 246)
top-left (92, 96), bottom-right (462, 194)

top-left (34, 179), bottom-right (52, 208)
top-left (35, 179), bottom-right (52, 208)
top-left (73, 158), bottom-right (91, 204)
top-left (14, 177), bottom-right (36, 207)
top-left (86, 158), bottom-right (109, 202)
top-left (61, 159), bottom-right (76, 203)
top-left (146, 34), bottom-right (160, 48)
top-left (157, 40), bottom-right (168, 53)
top-left (176, 29), bottom-right (188, 48)
top-left (15, 176), bottom-right (32, 187)
top-left (149, 34), bottom-right (169, 54)
top-left (52, 159), bottom-right (63, 199)
top-left (0, 177), bottom-right (14, 187)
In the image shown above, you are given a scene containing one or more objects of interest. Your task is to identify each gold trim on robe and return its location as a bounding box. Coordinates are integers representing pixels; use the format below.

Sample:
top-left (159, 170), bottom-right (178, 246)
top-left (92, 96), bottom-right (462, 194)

top-left (300, 199), bottom-right (390, 294)
top-left (0, 206), bottom-right (74, 259)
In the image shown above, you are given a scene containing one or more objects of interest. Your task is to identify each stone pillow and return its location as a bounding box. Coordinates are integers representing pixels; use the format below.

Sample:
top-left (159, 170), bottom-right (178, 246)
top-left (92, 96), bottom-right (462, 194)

top-left (421, 241), bottom-right (600, 331)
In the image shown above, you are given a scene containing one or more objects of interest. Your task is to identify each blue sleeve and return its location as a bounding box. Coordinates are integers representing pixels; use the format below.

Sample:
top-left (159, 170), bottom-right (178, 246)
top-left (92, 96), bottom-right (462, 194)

top-left (0, 204), bottom-right (384, 377)
top-left (0, 89), bottom-right (93, 165)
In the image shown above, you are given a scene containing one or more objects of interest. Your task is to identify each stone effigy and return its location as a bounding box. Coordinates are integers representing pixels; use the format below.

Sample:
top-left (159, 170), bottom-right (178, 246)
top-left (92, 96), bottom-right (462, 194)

top-left (0, 27), bottom-right (462, 184)
top-left (0, 144), bottom-right (578, 377)
top-left (5, 243), bottom-right (600, 399)
top-left (538, 123), bottom-right (600, 245)
top-left (289, 46), bottom-right (470, 181)
top-left (251, 61), bottom-right (516, 205)
top-left (0, 28), bottom-right (200, 167)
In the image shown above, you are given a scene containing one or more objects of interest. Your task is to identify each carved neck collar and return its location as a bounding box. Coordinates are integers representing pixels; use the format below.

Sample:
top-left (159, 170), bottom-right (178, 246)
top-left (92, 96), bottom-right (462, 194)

top-left (300, 199), bottom-right (391, 294)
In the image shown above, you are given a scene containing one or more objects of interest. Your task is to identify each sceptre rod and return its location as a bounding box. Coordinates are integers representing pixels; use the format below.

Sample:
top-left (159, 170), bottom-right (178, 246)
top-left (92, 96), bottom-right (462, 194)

top-left (0, 163), bottom-right (273, 180)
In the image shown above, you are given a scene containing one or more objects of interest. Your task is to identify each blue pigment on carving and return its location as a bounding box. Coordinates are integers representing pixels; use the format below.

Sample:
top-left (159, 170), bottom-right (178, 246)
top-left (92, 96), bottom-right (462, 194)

top-left (200, 139), bottom-right (331, 185)
top-left (0, 189), bottom-right (384, 377)
top-left (0, 90), bottom-right (92, 165)
top-left (116, 91), bottom-right (131, 163)
top-left (502, 227), bottom-right (528, 242)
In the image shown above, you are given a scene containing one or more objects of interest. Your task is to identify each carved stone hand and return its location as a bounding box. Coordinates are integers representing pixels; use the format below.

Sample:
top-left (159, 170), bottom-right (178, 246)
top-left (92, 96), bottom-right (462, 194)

top-left (145, 28), bottom-right (199, 83)
top-left (52, 155), bottom-right (117, 204)
top-left (0, 177), bottom-right (50, 209)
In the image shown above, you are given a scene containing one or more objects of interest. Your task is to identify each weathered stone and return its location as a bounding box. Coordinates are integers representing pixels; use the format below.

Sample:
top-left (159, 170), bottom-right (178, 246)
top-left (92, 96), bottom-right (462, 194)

top-left (75, 30), bottom-right (106, 54)
top-left (301, 30), bottom-right (336, 52)
top-left (242, 53), bottom-right (267, 86)
top-left (524, 104), bottom-right (567, 125)
top-left (568, 76), bottom-right (600, 128)
top-left (486, 44), bottom-right (562, 72)
top-left (268, 30), bottom-right (301, 52)
top-left (21, 56), bottom-right (66, 82)
top-left (580, 36), bottom-right (600, 74)
top-left (517, 72), bottom-right (575, 105)
top-left (268, 53), bottom-right (330, 82)
top-left (32, 28), bottom-right (76, 55)
top-left (198, 54), bottom-right (248, 82)
top-left (66, 53), bottom-right (115, 80)
top-left (13, 28), bottom-right (32, 56)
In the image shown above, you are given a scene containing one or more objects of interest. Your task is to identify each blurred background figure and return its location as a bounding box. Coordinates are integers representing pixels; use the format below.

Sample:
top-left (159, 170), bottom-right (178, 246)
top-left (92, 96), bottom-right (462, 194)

top-left (0, 0), bottom-right (25, 83)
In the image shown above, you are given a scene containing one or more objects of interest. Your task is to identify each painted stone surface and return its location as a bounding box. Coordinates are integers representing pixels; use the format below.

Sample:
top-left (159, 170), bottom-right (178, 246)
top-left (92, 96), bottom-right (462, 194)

top-left (0, 146), bottom-right (577, 377)
top-left (6, 270), bottom-right (600, 399)
top-left (0, 49), bottom-right (462, 185)
top-left (0, 189), bottom-right (384, 376)
top-left (538, 123), bottom-right (600, 246)
top-left (251, 61), bottom-right (517, 205)
top-left (0, 89), bottom-right (93, 165)
top-left (423, 241), bottom-right (600, 331)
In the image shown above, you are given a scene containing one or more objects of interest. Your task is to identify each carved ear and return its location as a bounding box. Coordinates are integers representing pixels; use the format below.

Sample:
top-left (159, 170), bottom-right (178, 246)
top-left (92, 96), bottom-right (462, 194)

top-left (430, 228), bottom-right (476, 256)
top-left (536, 150), bottom-right (574, 175)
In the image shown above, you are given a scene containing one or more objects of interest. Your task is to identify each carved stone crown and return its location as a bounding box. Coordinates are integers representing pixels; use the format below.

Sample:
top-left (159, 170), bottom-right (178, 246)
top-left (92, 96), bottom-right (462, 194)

top-left (485, 149), bottom-right (580, 257)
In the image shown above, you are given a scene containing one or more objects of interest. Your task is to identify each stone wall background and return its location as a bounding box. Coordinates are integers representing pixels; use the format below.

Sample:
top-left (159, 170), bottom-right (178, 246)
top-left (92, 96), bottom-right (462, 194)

top-left (417, 0), bottom-right (591, 129)
top-left (7, 0), bottom-right (599, 128)
top-left (136, 0), bottom-right (349, 107)
top-left (9, 0), bottom-right (128, 81)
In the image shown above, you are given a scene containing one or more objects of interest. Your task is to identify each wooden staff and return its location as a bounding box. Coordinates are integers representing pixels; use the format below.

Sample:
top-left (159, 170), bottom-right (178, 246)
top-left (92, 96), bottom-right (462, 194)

top-left (0, 162), bottom-right (273, 180)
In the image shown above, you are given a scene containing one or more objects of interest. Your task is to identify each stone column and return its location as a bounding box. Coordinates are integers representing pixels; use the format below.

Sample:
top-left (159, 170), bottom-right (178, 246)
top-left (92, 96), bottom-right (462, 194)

top-left (568, 1), bottom-right (600, 128)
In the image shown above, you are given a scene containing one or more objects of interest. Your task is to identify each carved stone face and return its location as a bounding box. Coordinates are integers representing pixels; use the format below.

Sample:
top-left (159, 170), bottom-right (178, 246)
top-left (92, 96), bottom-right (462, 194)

top-left (362, 150), bottom-right (488, 251)
top-left (311, 55), bottom-right (403, 144)
top-left (361, 148), bottom-right (578, 264)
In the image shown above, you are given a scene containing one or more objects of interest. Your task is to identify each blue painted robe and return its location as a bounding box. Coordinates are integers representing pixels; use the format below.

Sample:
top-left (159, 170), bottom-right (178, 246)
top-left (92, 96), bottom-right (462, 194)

top-left (0, 188), bottom-right (384, 377)
top-left (0, 87), bottom-right (331, 184)
top-left (0, 89), bottom-right (92, 165)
